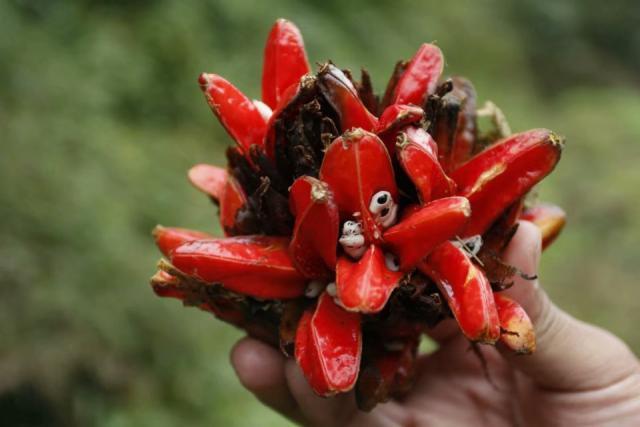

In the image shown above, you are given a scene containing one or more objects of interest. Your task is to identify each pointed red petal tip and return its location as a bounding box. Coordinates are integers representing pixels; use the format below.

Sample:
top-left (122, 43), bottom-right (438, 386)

top-left (521, 203), bottom-right (566, 250)
top-left (419, 241), bottom-right (500, 343)
top-left (170, 236), bottom-right (306, 299)
top-left (150, 270), bottom-right (184, 299)
top-left (188, 164), bottom-right (227, 201)
top-left (219, 174), bottom-right (247, 236)
top-left (336, 245), bottom-right (403, 313)
top-left (262, 77), bottom-right (307, 159)
top-left (452, 129), bottom-right (563, 237)
top-left (318, 64), bottom-right (379, 133)
top-left (295, 292), bottom-right (362, 396)
top-left (383, 197), bottom-right (470, 270)
top-left (198, 73), bottom-right (268, 153)
top-left (396, 127), bottom-right (456, 203)
top-left (494, 293), bottom-right (536, 354)
top-left (376, 104), bottom-right (425, 153)
top-left (319, 129), bottom-right (397, 241)
top-left (376, 104), bottom-right (424, 134)
top-left (153, 225), bottom-right (213, 257)
top-left (262, 19), bottom-right (310, 109)
top-left (289, 176), bottom-right (340, 279)
top-left (446, 77), bottom-right (477, 171)
top-left (392, 43), bottom-right (444, 106)
top-left (188, 163), bottom-right (247, 236)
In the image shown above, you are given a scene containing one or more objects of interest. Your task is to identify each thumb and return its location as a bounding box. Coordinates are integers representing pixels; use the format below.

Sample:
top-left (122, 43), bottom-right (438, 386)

top-left (498, 220), bottom-right (639, 391)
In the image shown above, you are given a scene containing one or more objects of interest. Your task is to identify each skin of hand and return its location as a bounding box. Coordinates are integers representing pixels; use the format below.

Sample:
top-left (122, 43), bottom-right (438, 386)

top-left (230, 221), bottom-right (640, 426)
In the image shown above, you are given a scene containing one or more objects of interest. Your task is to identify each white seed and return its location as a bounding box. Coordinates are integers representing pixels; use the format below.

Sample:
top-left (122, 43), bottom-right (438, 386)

top-left (326, 282), bottom-right (337, 297)
top-left (339, 220), bottom-right (366, 259)
top-left (369, 190), bottom-right (398, 228)
top-left (452, 235), bottom-right (483, 257)
top-left (384, 252), bottom-right (400, 272)
top-left (304, 280), bottom-right (325, 298)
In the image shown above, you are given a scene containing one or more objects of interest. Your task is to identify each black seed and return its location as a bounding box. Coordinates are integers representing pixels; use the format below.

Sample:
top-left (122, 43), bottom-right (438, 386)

top-left (380, 207), bottom-right (390, 217)
top-left (377, 194), bottom-right (388, 204)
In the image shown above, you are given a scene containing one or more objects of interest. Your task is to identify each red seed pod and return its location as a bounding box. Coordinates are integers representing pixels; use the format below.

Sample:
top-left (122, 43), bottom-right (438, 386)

top-left (188, 164), bottom-right (227, 202)
top-left (219, 173), bottom-right (248, 236)
top-left (376, 104), bottom-right (424, 153)
top-left (318, 64), bottom-right (379, 132)
top-left (252, 99), bottom-right (273, 121)
top-left (392, 43), bottom-right (444, 106)
top-left (319, 129), bottom-right (397, 241)
top-left (152, 226), bottom-right (213, 257)
top-left (396, 127), bottom-right (456, 203)
top-left (447, 77), bottom-right (477, 171)
top-left (171, 236), bottom-right (306, 299)
top-left (521, 203), bottom-right (566, 250)
top-left (289, 176), bottom-right (340, 279)
top-left (263, 79), bottom-right (305, 160)
top-left (153, 260), bottom-right (281, 346)
top-left (419, 241), bottom-right (500, 343)
top-left (494, 293), bottom-right (536, 354)
top-left (295, 292), bottom-right (362, 396)
top-left (356, 339), bottom-right (418, 411)
top-left (336, 245), bottom-right (403, 313)
top-left (452, 129), bottom-right (564, 237)
top-left (199, 73), bottom-right (269, 153)
top-left (150, 270), bottom-right (184, 300)
top-left (187, 163), bottom-right (247, 235)
top-left (383, 197), bottom-right (470, 271)
top-left (262, 19), bottom-right (310, 109)
top-left (377, 104), bottom-right (425, 134)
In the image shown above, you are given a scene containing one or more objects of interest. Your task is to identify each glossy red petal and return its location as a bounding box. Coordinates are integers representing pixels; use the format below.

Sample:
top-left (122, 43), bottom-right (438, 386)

top-left (319, 129), bottom-right (397, 241)
top-left (447, 77), bottom-right (477, 171)
top-left (318, 64), bottom-right (378, 132)
top-left (153, 226), bottom-right (213, 257)
top-left (452, 129), bottom-right (563, 237)
top-left (336, 245), bottom-right (403, 313)
top-left (376, 104), bottom-right (424, 134)
top-left (392, 43), bottom-right (444, 106)
top-left (356, 339), bottom-right (418, 411)
top-left (419, 241), bottom-right (500, 343)
top-left (383, 197), bottom-right (470, 270)
top-left (219, 174), bottom-right (247, 236)
top-left (494, 293), bottom-right (536, 354)
top-left (396, 127), bottom-right (456, 203)
top-left (171, 236), bottom-right (306, 299)
top-left (295, 292), bottom-right (362, 396)
top-left (289, 176), bottom-right (340, 279)
top-left (199, 73), bottom-right (268, 153)
top-left (150, 270), bottom-right (184, 299)
top-left (521, 203), bottom-right (566, 250)
top-left (188, 164), bottom-right (227, 201)
top-left (262, 19), bottom-right (310, 109)
top-left (376, 104), bottom-right (424, 153)
top-left (263, 80), bottom-right (303, 160)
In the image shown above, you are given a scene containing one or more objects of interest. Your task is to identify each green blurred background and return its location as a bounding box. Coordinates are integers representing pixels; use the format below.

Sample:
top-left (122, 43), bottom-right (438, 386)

top-left (1, 0), bottom-right (639, 425)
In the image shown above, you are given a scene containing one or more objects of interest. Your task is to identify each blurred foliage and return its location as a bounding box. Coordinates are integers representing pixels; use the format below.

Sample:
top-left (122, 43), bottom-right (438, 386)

top-left (1, 0), bottom-right (639, 425)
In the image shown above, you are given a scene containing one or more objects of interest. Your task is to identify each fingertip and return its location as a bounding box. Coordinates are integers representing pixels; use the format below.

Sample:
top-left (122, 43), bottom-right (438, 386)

top-left (230, 336), bottom-right (286, 392)
top-left (230, 337), bottom-right (303, 421)
top-left (504, 220), bottom-right (542, 275)
top-left (284, 359), bottom-right (358, 426)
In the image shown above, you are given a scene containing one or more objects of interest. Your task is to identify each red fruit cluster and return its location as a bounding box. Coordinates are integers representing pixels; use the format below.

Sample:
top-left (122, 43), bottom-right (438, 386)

top-left (151, 19), bottom-right (566, 410)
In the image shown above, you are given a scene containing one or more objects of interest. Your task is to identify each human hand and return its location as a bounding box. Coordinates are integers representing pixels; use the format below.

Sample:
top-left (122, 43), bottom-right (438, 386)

top-left (230, 221), bottom-right (640, 426)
